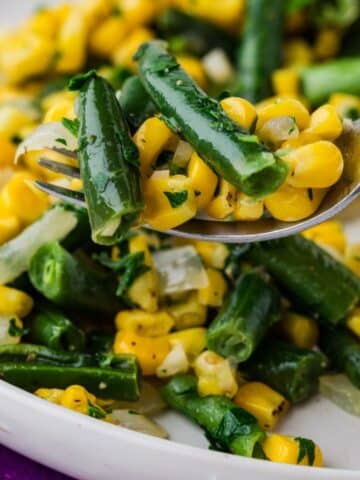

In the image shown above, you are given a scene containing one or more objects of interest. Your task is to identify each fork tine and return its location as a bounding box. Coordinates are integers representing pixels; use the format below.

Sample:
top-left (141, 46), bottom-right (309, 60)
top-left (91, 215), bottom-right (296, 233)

top-left (50, 147), bottom-right (79, 159)
top-left (35, 181), bottom-right (87, 208)
top-left (39, 157), bottom-right (81, 179)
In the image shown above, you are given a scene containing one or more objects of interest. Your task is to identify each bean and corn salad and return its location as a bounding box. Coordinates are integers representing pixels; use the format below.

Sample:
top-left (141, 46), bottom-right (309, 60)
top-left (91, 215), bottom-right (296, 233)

top-left (0, 0), bottom-right (359, 470)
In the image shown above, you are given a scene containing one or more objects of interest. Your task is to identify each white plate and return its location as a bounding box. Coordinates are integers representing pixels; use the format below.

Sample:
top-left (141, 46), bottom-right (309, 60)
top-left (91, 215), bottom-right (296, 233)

top-left (0, 2), bottom-right (360, 478)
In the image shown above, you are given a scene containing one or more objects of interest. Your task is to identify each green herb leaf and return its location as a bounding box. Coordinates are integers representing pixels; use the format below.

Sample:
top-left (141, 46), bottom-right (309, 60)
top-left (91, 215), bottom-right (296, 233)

top-left (55, 137), bottom-right (68, 146)
top-left (88, 401), bottom-right (106, 419)
top-left (164, 190), bottom-right (188, 208)
top-left (68, 70), bottom-right (98, 91)
top-left (8, 319), bottom-right (29, 338)
top-left (62, 118), bottom-right (80, 137)
top-left (295, 437), bottom-right (316, 465)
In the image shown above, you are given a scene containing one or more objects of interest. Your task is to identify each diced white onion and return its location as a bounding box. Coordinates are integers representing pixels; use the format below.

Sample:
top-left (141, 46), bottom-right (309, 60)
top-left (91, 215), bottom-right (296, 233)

top-left (172, 140), bottom-right (193, 168)
top-left (320, 374), bottom-right (360, 417)
top-left (202, 49), bottom-right (235, 84)
top-left (153, 246), bottom-right (209, 296)
top-left (111, 409), bottom-right (169, 439)
top-left (0, 314), bottom-right (22, 345)
top-left (15, 122), bottom-right (78, 163)
top-left (156, 343), bottom-right (189, 378)
top-left (259, 116), bottom-right (299, 145)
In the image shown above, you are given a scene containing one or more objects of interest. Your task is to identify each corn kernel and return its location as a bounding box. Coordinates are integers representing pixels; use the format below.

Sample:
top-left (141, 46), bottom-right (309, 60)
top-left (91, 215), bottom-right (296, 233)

top-left (115, 310), bottom-right (174, 336)
top-left (234, 193), bottom-right (264, 221)
top-left (285, 141), bottom-right (343, 189)
top-left (282, 131), bottom-right (321, 149)
top-left (279, 312), bottom-right (319, 349)
top-left (193, 241), bottom-right (229, 269)
top-left (263, 434), bottom-right (323, 466)
top-left (61, 385), bottom-right (93, 415)
top-left (0, 137), bottom-right (16, 166)
top-left (265, 184), bottom-right (327, 222)
top-left (206, 179), bottom-right (236, 219)
top-left (79, 0), bottom-right (114, 31)
top-left (168, 328), bottom-right (206, 362)
top-left (198, 268), bottom-right (227, 307)
top-left (168, 291), bottom-right (207, 330)
top-left (119, 0), bottom-right (157, 27)
top-left (128, 270), bottom-right (159, 313)
top-left (314, 28), bottom-right (340, 60)
top-left (284, 39), bottom-right (313, 67)
top-left (24, 7), bottom-right (60, 38)
top-left (89, 16), bottom-right (130, 58)
top-left (114, 330), bottom-right (170, 375)
top-left (0, 105), bottom-right (37, 140)
top-left (177, 55), bottom-right (207, 88)
top-left (194, 350), bottom-right (238, 398)
top-left (44, 100), bottom-right (75, 123)
top-left (347, 308), bottom-right (360, 337)
top-left (221, 97), bottom-right (257, 131)
top-left (345, 243), bottom-right (360, 277)
top-left (329, 93), bottom-right (360, 120)
top-left (134, 117), bottom-right (174, 177)
top-left (303, 221), bottom-right (346, 254)
top-left (143, 172), bottom-right (197, 230)
top-left (234, 382), bottom-right (290, 430)
top-left (306, 104), bottom-right (343, 141)
top-left (2, 171), bottom-right (49, 224)
top-left (256, 98), bottom-right (310, 131)
top-left (112, 27), bottom-right (154, 71)
top-left (41, 90), bottom-right (77, 113)
top-left (272, 68), bottom-right (300, 97)
top-left (0, 285), bottom-right (33, 318)
top-left (0, 214), bottom-right (21, 245)
top-left (187, 152), bottom-right (218, 210)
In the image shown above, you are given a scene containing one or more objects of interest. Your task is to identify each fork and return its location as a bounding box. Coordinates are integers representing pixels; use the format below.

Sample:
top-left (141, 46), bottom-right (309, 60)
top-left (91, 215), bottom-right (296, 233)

top-left (35, 121), bottom-right (360, 244)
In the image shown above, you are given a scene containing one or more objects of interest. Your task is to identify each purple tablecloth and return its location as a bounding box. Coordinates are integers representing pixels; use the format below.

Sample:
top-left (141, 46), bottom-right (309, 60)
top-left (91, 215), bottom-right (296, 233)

top-left (0, 445), bottom-right (74, 480)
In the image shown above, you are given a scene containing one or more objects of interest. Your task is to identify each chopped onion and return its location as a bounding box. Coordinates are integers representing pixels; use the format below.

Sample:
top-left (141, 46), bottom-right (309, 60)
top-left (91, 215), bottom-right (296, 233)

top-left (156, 343), bottom-right (189, 378)
top-left (172, 140), bottom-right (193, 168)
top-left (15, 122), bottom-right (78, 163)
top-left (259, 116), bottom-right (299, 146)
top-left (111, 410), bottom-right (169, 439)
top-left (320, 374), bottom-right (360, 417)
top-left (0, 314), bottom-right (22, 345)
top-left (202, 49), bottom-right (235, 84)
top-left (0, 204), bottom-right (79, 285)
top-left (114, 381), bottom-right (167, 416)
top-left (153, 246), bottom-right (209, 296)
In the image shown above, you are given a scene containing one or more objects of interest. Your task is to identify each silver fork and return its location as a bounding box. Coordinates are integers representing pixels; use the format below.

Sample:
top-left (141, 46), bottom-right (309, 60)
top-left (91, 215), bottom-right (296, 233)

top-left (35, 121), bottom-right (360, 244)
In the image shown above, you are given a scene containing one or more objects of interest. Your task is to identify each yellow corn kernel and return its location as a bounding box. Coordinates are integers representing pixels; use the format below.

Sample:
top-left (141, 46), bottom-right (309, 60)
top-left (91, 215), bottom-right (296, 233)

top-left (35, 388), bottom-right (64, 404)
top-left (346, 308), bottom-right (360, 337)
top-left (284, 39), bottom-right (313, 67)
top-left (52, 3), bottom-right (72, 24)
top-left (129, 233), bottom-right (153, 265)
top-left (0, 105), bottom-right (37, 140)
top-left (303, 221), bottom-right (346, 254)
top-left (262, 434), bottom-right (323, 467)
top-left (198, 268), bottom-right (227, 307)
top-left (256, 98), bottom-right (310, 131)
top-left (174, 0), bottom-right (245, 30)
top-left (177, 55), bottom-right (207, 88)
top-left (41, 90), bottom-right (77, 113)
top-left (220, 97), bottom-right (257, 131)
top-left (0, 286), bottom-right (33, 318)
top-left (314, 28), bottom-right (340, 60)
top-left (168, 291), bottom-right (207, 330)
top-left (281, 131), bottom-right (321, 149)
top-left (2, 172), bottom-right (49, 224)
top-left (134, 117), bottom-right (174, 177)
top-left (234, 382), bottom-right (290, 430)
top-left (206, 179), bottom-right (236, 220)
top-left (143, 172), bottom-right (197, 230)
top-left (265, 184), bottom-right (327, 222)
top-left (285, 141), bottom-right (343, 189)
top-left (89, 16), bottom-right (130, 58)
top-left (0, 32), bottom-right (54, 84)
top-left (115, 310), bottom-right (174, 336)
top-left (128, 270), bottom-right (159, 313)
top-left (0, 137), bottom-right (16, 166)
top-left (21, 149), bottom-right (72, 181)
top-left (345, 243), bottom-right (360, 277)
top-left (279, 312), bottom-right (319, 349)
top-left (272, 68), bottom-right (300, 97)
top-left (112, 27), bottom-right (154, 71)
top-left (168, 328), bottom-right (206, 362)
top-left (0, 214), bottom-right (21, 245)
top-left (44, 100), bottom-right (75, 123)
top-left (329, 93), bottom-right (360, 120)
top-left (79, 0), bottom-right (114, 31)
top-left (55, 8), bottom-right (88, 74)
top-left (114, 330), bottom-right (170, 375)
top-left (24, 7), bottom-right (59, 38)
top-left (306, 104), bottom-right (343, 141)
top-left (119, 0), bottom-right (157, 27)
top-left (234, 193), bottom-right (264, 221)
top-left (187, 152), bottom-right (218, 210)
top-left (194, 350), bottom-right (238, 398)
top-left (193, 241), bottom-right (229, 269)
top-left (60, 385), bottom-right (95, 415)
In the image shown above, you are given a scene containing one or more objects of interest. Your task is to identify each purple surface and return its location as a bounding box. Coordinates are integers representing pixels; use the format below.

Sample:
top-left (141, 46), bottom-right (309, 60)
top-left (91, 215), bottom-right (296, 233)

top-left (0, 445), bottom-right (74, 480)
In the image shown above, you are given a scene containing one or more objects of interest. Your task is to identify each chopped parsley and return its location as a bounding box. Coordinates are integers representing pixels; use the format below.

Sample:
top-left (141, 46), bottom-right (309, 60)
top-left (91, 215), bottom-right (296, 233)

top-left (164, 190), bottom-right (188, 208)
top-left (295, 437), bottom-right (316, 465)
top-left (88, 402), bottom-right (106, 420)
top-left (55, 137), bottom-right (68, 146)
top-left (62, 118), bottom-right (80, 137)
top-left (8, 319), bottom-right (29, 338)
